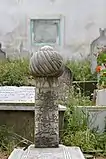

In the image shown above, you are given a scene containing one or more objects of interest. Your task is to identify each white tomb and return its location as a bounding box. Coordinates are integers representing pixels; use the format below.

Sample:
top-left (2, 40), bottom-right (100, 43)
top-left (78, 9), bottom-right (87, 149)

top-left (96, 89), bottom-right (106, 106)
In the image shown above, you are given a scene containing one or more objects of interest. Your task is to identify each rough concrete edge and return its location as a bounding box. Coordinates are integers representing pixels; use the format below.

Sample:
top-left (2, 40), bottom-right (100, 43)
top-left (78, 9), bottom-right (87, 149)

top-left (77, 106), bottom-right (106, 111)
top-left (0, 104), bottom-right (66, 111)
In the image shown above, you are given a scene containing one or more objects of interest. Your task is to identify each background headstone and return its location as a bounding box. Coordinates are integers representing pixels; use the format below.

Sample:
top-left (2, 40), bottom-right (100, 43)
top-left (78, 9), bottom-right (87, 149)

top-left (90, 28), bottom-right (106, 73)
top-left (0, 43), bottom-right (6, 59)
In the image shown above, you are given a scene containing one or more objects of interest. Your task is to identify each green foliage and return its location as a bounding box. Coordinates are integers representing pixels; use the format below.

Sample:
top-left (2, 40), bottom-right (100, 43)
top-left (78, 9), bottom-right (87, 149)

top-left (0, 58), bottom-right (105, 155)
top-left (97, 50), bottom-right (106, 65)
top-left (99, 72), bottom-right (106, 86)
top-left (63, 129), bottom-right (97, 151)
top-left (63, 107), bottom-right (106, 153)
top-left (0, 59), bottom-right (31, 86)
top-left (0, 125), bottom-right (15, 154)
top-left (66, 59), bottom-right (97, 81)
top-left (67, 86), bottom-right (92, 106)
top-left (96, 132), bottom-right (106, 151)
top-left (0, 58), bottom-right (97, 86)
top-left (62, 88), bottom-right (106, 154)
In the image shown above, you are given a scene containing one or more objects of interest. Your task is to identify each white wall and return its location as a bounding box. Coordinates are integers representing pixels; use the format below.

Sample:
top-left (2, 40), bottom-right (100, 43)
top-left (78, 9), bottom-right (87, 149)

top-left (0, 0), bottom-right (106, 60)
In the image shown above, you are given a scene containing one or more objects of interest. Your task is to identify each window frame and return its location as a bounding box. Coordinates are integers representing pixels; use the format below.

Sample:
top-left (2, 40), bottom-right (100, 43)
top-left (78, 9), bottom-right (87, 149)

top-left (30, 15), bottom-right (64, 46)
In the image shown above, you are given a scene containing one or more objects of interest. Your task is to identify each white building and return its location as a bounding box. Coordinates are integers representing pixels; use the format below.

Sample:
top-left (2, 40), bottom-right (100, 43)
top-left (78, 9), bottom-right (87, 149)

top-left (0, 0), bottom-right (106, 60)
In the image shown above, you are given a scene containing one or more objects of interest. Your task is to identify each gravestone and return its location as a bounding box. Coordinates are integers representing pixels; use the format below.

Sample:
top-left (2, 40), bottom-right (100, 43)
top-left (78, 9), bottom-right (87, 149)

top-left (90, 28), bottom-right (106, 74)
top-left (58, 66), bottom-right (73, 104)
top-left (30, 45), bottom-right (64, 148)
top-left (0, 43), bottom-right (6, 59)
top-left (8, 46), bottom-right (85, 159)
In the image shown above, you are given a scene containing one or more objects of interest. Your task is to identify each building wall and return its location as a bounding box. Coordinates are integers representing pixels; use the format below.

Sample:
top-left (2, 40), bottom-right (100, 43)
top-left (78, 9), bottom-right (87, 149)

top-left (0, 0), bottom-right (106, 60)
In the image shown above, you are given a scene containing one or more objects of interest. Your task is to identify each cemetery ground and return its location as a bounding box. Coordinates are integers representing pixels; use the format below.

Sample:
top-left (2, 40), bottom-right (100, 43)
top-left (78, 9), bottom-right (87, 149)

top-left (0, 151), bottom-right (8, 159)
top-left (0, 59), bottom-right (106, 158)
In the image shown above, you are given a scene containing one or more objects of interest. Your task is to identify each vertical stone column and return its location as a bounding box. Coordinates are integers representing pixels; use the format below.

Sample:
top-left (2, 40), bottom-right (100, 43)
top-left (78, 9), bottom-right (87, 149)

top-left (35, 77), bottom-right (59, 147)
top-left (30, 46), bottom-right (64, 148)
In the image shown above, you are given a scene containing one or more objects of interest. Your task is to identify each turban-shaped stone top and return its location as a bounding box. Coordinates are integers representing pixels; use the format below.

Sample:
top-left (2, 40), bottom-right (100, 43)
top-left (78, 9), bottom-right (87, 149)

top-left (30, 46), bottom-right (64, 77)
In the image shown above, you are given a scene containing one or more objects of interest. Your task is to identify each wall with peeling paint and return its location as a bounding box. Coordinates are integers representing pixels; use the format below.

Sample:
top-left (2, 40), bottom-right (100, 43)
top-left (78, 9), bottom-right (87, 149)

top-left (0, 0), bottom-right (106, 60)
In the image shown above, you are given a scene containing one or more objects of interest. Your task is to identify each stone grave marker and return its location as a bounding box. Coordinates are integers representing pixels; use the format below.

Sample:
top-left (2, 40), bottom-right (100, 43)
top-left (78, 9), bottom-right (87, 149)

top-left (90, 28), bottom-right (106, 73)
top-left (8, 46), bottom-right (85, 159)
top-left (0, 43), bottom-right (6, 59)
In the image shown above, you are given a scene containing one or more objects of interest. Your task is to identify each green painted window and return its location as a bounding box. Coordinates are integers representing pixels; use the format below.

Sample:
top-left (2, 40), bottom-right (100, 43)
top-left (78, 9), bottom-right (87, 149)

top-left (30, 19), bottom-right (60, 45)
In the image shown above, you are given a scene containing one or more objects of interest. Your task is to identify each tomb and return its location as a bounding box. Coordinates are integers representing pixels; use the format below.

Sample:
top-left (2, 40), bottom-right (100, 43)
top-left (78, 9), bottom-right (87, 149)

top-left (8, 46), bottom-right (85, 159)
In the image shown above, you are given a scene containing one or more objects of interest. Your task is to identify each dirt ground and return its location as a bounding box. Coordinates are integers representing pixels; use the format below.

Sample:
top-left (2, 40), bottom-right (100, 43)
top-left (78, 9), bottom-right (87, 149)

top-left (96, 158), bottom-right (106, 159)
top-left (0, 152), bottom-right (8, 159)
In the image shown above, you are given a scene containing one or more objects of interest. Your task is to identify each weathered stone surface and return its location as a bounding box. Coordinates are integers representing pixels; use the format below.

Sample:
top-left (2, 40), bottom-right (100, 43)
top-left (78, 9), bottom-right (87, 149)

top-left (30, 46), bottom-right (64, 77)
top-left (35, 78), bottom-right (59, 148)
top-left (8, 145), bottom-right (85, 159)
top-left (0, 43), bottom-right (6, 60)
top-left (58, 66), bottom-right (73, 104)
top-left (30, 46), bottom-right (64, 148)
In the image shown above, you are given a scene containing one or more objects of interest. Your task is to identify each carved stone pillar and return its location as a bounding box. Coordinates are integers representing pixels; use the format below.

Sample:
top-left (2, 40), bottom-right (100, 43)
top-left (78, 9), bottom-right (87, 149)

top-left (30, 46), bottom-right (64, 148)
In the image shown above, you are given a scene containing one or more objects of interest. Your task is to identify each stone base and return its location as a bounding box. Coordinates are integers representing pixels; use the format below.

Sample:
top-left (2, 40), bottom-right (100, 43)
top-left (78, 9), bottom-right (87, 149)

top-left (8, 144), bottom-right (85, 159)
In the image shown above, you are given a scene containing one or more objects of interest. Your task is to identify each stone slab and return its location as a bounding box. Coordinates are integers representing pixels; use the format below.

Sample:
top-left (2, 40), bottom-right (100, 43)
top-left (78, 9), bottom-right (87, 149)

top-left (0, 86), bottom-right (35, 103)
top-left (0, 104), bottom-right (66, 111)
top-left (8, 144), bottom-right (85, 159)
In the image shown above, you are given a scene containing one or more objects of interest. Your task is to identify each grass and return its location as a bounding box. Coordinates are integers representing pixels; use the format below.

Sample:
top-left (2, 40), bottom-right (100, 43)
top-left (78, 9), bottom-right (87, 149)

top-left (66, 59), bottom-right (97, 81)
top-left (0, 125), bottom-right (15, 155)
top-left (62, 87), bottom-right (106, 156)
